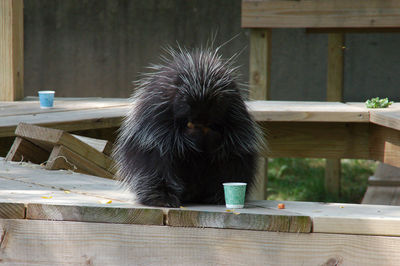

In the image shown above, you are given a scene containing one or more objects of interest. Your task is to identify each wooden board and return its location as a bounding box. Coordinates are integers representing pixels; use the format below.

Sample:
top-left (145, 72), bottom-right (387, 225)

top-left (15, 123), bottom-right (116, 174)
top-left (246, 101), bottom-right (369, 122)
top-left (167, 207), bottom-right (311, 233)
top-left (46, 145), bottom-right (114, 179)
top-left (0, 0), bottom-right (23, 101)
top-left (1, 219), bottom-right (400, 265)
top-left (369, 124), bottom-right (400, 168)
top-left (250, 200), bottom-right (400, 237)
top-left (261, 122), bottom-right (370, 159)
top-left (242, 0), bottom-right (400, 28)
top-left (5, 136), bottom-right (49, 164)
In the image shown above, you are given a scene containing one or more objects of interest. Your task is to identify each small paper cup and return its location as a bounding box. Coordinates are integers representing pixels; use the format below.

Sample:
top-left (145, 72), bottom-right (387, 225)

top-left (223, 182), bottom-right (247, 209)
top-left (38, 90), bottom-right (55, 109)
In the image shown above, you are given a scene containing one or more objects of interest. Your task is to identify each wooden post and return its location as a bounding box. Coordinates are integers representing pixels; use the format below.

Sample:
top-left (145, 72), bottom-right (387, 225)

top-left (248, 29), bottom-right (271, 200)
top-left (0, 0), bottom-right (24, 101)
top-left (326, 33), bottom-right (345, 197)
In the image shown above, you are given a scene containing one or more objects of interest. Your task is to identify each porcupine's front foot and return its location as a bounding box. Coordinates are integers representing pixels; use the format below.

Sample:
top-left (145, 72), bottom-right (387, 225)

top-left (137, 190), bottom-right (181, 208)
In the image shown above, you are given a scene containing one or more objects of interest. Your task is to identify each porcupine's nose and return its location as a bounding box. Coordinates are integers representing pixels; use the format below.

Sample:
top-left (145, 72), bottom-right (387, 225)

top-left (187, 121), bottom-right (209, 135)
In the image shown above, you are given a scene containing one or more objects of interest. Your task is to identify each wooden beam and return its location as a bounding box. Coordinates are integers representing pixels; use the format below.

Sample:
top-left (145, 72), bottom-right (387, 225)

top-left (167, 209), bottom-right (311, 233)
top-left (26, 204), bottom-right (163, 225)
top-left (2, 219), bottom-right (400, 265)
top-left (0, 0), bottom-right (23, 101)
top-left (249, 28), bottom-right (271, 200)
top-left (370, 124), bottom-right (400, 168)
top-left (325, 33), bottom-right (345, 197)
top-left (242, 0), bottom-right (400, 28)
top-left (262, 122), bottom-right (370, 159)
top-left (249, 28), bottom-right (271, 101)
top-left (5, 136), bottom-right (49, 164)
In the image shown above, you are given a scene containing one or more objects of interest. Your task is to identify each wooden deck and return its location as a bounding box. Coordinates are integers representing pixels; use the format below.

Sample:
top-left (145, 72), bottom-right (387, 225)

top-left (1, 158), bottom-right (400, 265)
top-left (1, 98), bottom-right (400, 164)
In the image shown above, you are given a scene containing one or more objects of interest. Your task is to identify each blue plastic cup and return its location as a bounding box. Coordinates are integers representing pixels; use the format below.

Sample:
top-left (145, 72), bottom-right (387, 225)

top-left (38, 91), bottom-right (55, 108)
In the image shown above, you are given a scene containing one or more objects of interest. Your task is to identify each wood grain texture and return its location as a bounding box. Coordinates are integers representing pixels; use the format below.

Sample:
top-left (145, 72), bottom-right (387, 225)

top-left (15, 123), bottom-right (116, 174)
top-left (0, 0), bottom-right (23, 101)
top-left (46, 145), bottom-right (115, 179)
top-left (0, 203), bottom-right (25, 219)
top-left (242, 0), bottom-right (400, 28)
top-left (247, 101), bottom-right (369, 122)
top-left (5, 137), bottom-right (49, 164)
top-left (167, 209), bottom-right (311, 233)
top-left (362, 186), bottom-right (400, 205)
top-left (249, 28), bottom-right (271, 100)
top-left (261, 122), bottom-right (370, 159)
top-left (2, 219), bottom-right (400, 265)
top-left (27, 204), bottom-right (163, 225)
top-left (369, 124), bottom-right (400, 168)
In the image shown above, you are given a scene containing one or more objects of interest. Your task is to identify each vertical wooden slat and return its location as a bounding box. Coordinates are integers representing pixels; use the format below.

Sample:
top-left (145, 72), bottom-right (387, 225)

top-left (249, 28), bottom-right (271, 101)
top-left (0, 0), bottom-right (24, 101)
top-left (326, 33), bottom-right (345, 197)
top-left (249, 29), bottom-right (271, 200)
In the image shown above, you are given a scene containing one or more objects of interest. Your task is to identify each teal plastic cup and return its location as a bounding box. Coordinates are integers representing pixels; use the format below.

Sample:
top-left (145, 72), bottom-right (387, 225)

top-left (223, 182), bottom-right (247, 208)
top-left (38, 90), bottom-right (55, 109)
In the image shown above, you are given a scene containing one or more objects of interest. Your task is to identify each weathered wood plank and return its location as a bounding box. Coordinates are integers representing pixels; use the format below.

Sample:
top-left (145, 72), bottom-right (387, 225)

top-left (1, 219), bottom-right (400, 265)
top-left (325, 159), bottom-right (341, 196)
top-left (369, 124), bottom-right (400, 168)
top-left (249, 29), bottom-right (271, 101)
top-left (242, 0), bottom-right (400, 28)
top-left (261, 122), bottom-right (370, 159)
top-left (46, 145), bottom-right (114, 179)
top-left (15, 123), bottom-right (116, 174)
top-left (0, 158), bottom-right (135, 205)
top-left (5, 137), bottom-right (49, 164)
top-left (247, 101), bottom-right (369, 122)
top-left (167, 208), bottom-right (311, 232)
top-left (0, 0), bottom-right (23, 101)
top-left (0, 106), bottom-right (127, 138)
top-left (250, 200), bottom-right (400, 237)
top-left (0, 203), bottom-right (25, 219)
top-left (27, 204), bottom-right (163, 225)
top-left (362, 186), bottom-right (400, 206)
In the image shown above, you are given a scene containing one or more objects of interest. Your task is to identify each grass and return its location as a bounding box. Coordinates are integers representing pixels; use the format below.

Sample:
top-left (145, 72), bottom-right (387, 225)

top-left (266, 158), bottom-right (378, 204)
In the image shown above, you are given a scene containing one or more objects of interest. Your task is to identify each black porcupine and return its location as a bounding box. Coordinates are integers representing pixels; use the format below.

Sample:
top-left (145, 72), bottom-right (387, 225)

top-left (113, 47), bottom-right (263, 207)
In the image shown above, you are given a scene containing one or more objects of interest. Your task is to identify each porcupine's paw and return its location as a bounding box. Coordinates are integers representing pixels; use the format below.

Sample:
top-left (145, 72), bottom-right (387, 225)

top-left (138, 192), bottom-right (181, 208)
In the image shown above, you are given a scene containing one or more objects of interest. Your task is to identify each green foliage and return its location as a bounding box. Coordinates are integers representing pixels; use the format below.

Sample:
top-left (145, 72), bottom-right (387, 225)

top-left (365, 97), bottom-right (393, 108)
top-left (267, 158), bottom-right (377, 203)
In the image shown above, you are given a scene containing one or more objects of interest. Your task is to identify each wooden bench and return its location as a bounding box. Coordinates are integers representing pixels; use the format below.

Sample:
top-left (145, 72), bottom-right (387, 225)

top-left (1, 157), bottom-right (400, 265)
top-left (242, 0), bottom-right (400, 198)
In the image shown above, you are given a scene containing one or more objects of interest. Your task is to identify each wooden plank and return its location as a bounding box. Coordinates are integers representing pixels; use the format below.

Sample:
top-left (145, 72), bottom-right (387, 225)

top-left (247, 101), bottom-right (369, 122)
top-left (2, 219), bottom-right (400, 265)
top-left (369, 124), bottom-right (400, 168)
top-left (242, 0), bottom-right (400, 28)
top-left (46, 145), bottom-right (114, 179)
top-left (0, 158), bottom-right (135, 205)
top-left (250, 200), bottom-right (400, 237)
top-left (71, 134), bottom-right (111, 154)
top-left (0, 105), bottom-right (127, 138)
top-left (5, 137), bottom-right (49, 164)
top-left (248, 157), bottom-right (267, 200)
top-left (368, 176), bottom-right (400, 187)
top-left (261, 122), bottom-right (370, 159)
top-left (325, 159), bottom-right (341, 196)
top-left (27, 204), bottom-right (163, 225)
top-left (0, 203), bottom-right (25, 219)
top-left (325, 32), bottom-right (345, 198)
top-left (370, 108), bottom-right (400, 131)
top-left (167, 208), bottom-right (311, 233)
top-left (0, 0), bottom-right (23, 101)
top-left (15, 123), bottom-right (116, 174)
top-left (0, 98), bottom-right (130, 117)
top-left (362, 186), bottom-right (400, 205)
top-left (249, 29), bottom-right (271, 100)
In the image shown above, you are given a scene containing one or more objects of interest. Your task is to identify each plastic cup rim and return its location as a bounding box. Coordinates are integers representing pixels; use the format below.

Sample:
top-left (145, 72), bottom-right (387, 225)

top-left (223, 182), bottom-right (247, 186)
top-left (38, 90), bottom-right (55, 94)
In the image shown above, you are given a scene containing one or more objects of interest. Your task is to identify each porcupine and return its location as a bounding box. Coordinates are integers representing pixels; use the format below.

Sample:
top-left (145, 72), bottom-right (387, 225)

top-left (112, 47), bottom-right (263, 207)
